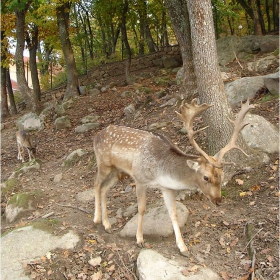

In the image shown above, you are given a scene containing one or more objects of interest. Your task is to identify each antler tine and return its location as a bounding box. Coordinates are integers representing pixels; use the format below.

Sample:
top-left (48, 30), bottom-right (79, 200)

top-left (214, 99), bottom-right (255, 165)
top-left (176, 98), bottom-right (220, 167)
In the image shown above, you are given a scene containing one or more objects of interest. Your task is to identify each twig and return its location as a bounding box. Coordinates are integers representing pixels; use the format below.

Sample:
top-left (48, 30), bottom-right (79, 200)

top-left (251, 248), bottom-right (256, 280)
top-left (233, 51), bottom-right (243, 69)
top-left (41, 212), bottom-right (54, 219)
top-left (56, 203), bottom-right (91, 214)
top-left (242, 227), bottom-right (263, 253)
top-left (116, 249), bottom-right (137, 280)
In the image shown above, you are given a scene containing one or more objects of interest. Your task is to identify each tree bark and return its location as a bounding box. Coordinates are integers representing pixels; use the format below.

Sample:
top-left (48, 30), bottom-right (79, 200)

top-left (25, 25), bottom-right (41, 101)
top-left (56, 2), bottom-right (80, 101)
top-left (121, 0), bottom-right (132, 85)
top-left (186, 0), bottom-right (250, 164)
top-left (1, 65), bottom-right (10, 118)
top-left (15, 6), bottom-right (41, 112)
top-left (165, 0), bottom-right (197, 100)
top-left (6, 69), bottom-right (18, 115)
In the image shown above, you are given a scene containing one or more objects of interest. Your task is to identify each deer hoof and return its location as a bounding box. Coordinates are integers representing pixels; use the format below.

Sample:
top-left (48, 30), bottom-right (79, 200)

top-left (137, 241), bottom-right (145, 248)
top-left (180, 249), bottom-right (189, 257)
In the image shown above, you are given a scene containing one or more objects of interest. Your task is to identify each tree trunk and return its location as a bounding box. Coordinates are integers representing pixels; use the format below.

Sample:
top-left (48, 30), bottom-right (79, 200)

top-left (1, 66), bottom-right (10, 118)
top-left (56, 2), bottom-right (80, 101)
top-left (15, 7), bottom-right (41, 112)
top-left (165, 0), bottom-right (197, 100)
top-left (121, 0), bottom-right (132, 85)
top-left (186, 0), bottom-right (250, 165)
top-left (6, 68), bottom-right (18, 115)
top-left (26, 25), bottom-right (41, 101)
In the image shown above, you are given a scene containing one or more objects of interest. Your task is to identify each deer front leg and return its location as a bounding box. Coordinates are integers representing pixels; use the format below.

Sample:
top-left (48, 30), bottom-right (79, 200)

top-left (136, 184), bottom-right (147, 247)
top-left (162, 189), bottom-right (189, 256)
top-left (17, 144), bottom-right (24, 162)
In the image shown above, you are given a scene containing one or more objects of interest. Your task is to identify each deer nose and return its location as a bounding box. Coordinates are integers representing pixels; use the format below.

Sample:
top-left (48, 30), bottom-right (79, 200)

top-left (213, 197), bottom-right (222, 206)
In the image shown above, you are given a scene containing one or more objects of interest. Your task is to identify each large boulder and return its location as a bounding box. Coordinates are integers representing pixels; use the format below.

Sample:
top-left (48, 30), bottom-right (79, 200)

top-left (120, 202), bottom-right (189, 238)
top-left (242, 113), bottom-right (279, 154)
top-left (263, 72), bottom-right (279, 95)
top-left (16, 112), bottom-right (44, 131)
top-left (225, 76), bottom-right (264, 106)
top-left (137, 249), bottom-right (220, 280)
top-left (54, 115), bottom-right (72, 130)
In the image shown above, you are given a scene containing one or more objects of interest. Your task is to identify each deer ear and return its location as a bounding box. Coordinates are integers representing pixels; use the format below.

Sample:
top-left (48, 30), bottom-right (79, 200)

top-left (187, 160), bottom-right (200, 172)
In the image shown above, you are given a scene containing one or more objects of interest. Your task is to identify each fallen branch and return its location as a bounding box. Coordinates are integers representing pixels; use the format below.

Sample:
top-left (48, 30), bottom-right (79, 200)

top-left (56, 203), bottom-right (91, 214)
top-left (233, 51), bottom-right (243, 69)
top-left (242, 226), bottom-right (263, 253)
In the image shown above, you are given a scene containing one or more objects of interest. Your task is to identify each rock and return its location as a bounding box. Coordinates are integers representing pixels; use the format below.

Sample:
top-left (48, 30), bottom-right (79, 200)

top-left (242, 113), bottom-right (279, 153)
top-left (247, 55), bottom-right (279, 72)
top-left (123, 203), bottom-right (138, 218)
top-left (9, 160), bottom-right (41, 179)
top-left (81, 115), bottom-right (100, 124)
top-left (54, 116), bottom-right (72, 130)
top-left (54, 173), bottom-right (63, 183)
top-left (75, 189), bottom-right (94, 202)
top-left (149, 122), bottom-right (169, 131)
top-left (225, 76), bottom-right (264, 106)
top-left (75, 123), bottom-right (100, 133)
top-left (5, 191), bottom-right (45, 223)
top-left (54, 104), bottom-right (66, 116)
top-left (124, 104), bottom-right (136, 118)
top-left (137, 249), bottom-right (220, 280)
top-left (1, 226), bottom-right (79, 280)
top-left (162, 55), bottom-right (182, 69)
top-left (120, 202), bottom-right (189, 238)
top-left (88, 256), bottom-right (102, 267)
top-left (121, 90), bottom-right (134, 98)
top-left (62, 99), bottom-right (75, 109)
top-left (63, 149), bottom-right (87, 167)
top-left (263, 72), bottom-right (279, 95)
top-left (89, 88), bottom-right (100, 97)
top-left (16, 112), bottom-right (44, 131)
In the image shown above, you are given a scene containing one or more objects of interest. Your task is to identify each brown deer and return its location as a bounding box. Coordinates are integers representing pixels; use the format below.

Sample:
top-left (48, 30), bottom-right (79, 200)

top-left (16, 130), bottom-right (37, 162)
top-left (93, 99), bottom-right (254, 256)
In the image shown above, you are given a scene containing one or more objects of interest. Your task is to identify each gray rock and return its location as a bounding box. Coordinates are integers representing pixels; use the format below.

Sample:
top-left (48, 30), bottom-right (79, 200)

top-left (1, 226), bottom-right (79, 280)
top-left (9, 160), bottom-right (41, 179)
top-left (16, 112), bottom-right (44, 131)
top-left (120, 202), bottom-right (189, 238)
top-left (54, 173), bottom-right (63, 183)
top-left (89, 88), bottom-right (100, 97)
top-left (225, 76), bottom-right (264, 106)
top-left (79, 85), bottom-right (87, 95)
top-left (242, 113), bottom-right (279, 153)
top-left (5, 191), bottom-right (45, 223)
top-left (63, 149), bottom-right (87, 167)
top-left (76, 189), bottom-right (94, 202)
top-left (124, 104), bottom-right (136, 118)
top-left (137, 249), bottom-right (220, 280)
top-left (162, 55), bottom-right (182, 69)
top-left (263, 72), bottom-right (279, 95)
top-left (81, 115), bottom-right (100, 124)
top-left (54, 116), bottom-right (72, 130)
top-left (247, 55), bottom-right (279, 72)
top-left (75, 122), bottom-right (100, 133)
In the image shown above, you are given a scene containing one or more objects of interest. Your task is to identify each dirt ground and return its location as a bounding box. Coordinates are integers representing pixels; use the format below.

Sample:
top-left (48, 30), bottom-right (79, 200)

top-left (1, 60), bottom-right (279, 280)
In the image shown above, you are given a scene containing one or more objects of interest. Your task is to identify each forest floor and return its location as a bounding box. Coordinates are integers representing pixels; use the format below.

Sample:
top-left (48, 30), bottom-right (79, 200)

top-left (1, 58), bottom-right (279, 280)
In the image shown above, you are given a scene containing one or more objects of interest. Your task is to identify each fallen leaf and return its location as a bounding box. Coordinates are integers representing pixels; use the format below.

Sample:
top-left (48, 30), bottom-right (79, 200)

top-left (88, 256), bottom-right (102, 267)
top-left (239, 192), bottom-right (247, 197)
top-left (181, 268), bottom-right (189, 276)
top-left (220, 271), bottom-right (230, 280)
top-left (249, 201), bottom-right (255, 206)
top-left (223, 221), bottom-right (230, 226)
top-left (236, 179), bottom-right (244, 185)
top-left (250, 185), bottom-right (260, 192)
top-left (267, 255), bottom-right (274, 263)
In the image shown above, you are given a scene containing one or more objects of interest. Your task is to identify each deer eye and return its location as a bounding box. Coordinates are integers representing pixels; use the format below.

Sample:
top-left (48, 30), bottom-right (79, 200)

top-left (203, 176), bottom-right (209, 182)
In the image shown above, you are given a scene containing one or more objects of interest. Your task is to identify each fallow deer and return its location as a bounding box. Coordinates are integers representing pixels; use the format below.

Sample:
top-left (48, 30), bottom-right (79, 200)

top-left (16, 130), bottom-right (37, 162)
top-left (93, 99), bottom-right (254, 256)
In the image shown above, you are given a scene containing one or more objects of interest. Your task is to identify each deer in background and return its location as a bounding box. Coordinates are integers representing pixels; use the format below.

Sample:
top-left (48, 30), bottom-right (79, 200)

top-left (93, 99), bottom-right (254, 256)
top-left (16, 130), bottom-right (37, 162)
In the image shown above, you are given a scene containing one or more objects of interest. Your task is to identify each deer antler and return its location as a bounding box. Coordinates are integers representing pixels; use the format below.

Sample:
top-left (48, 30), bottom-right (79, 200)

top-left (176, 98), bottom-right (220, 167)
top-left (213, 99), bottom-right (255, 165)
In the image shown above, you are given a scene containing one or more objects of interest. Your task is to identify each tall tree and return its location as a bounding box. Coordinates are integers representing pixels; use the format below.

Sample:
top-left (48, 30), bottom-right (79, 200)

top-left (185, 0), bottom-right (252, 170)
top-left (15, 0), bottom-right (41, 112)
top-left (165, 0), bottom-right (197, 99)
top-left (56, 1), bottom-right (80, 100)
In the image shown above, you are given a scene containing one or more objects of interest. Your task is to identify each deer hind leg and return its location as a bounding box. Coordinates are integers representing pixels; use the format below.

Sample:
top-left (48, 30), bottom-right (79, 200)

top-left (94, 165), bottom-right (119, 233)
top-left (135, 184), bottom-right (147, 247)
top-left (17, 143), bottom-right (24, 162)
top-left (27, 148), bottom-right (33, 161)
top-left (162, 189), bottom-right (189, 256)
